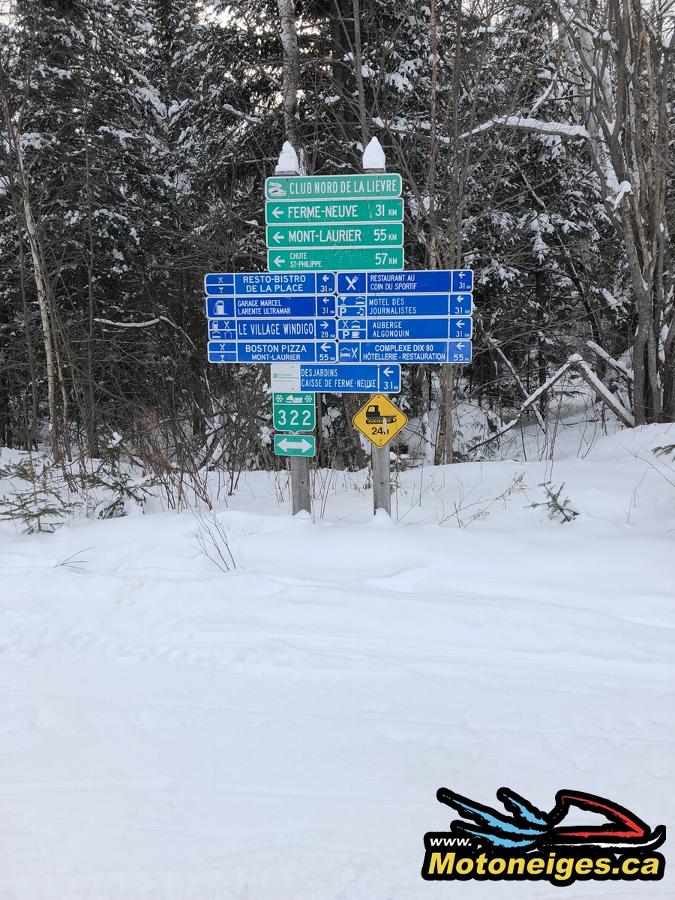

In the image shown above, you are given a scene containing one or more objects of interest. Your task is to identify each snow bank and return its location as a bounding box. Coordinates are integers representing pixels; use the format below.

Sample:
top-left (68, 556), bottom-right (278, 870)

top-left (0, 428), bottom-right (673, 898)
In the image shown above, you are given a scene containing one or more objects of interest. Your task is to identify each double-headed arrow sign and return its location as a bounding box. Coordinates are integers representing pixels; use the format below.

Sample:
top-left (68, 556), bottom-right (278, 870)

top-left (274, 434), bottom-right (316, 457)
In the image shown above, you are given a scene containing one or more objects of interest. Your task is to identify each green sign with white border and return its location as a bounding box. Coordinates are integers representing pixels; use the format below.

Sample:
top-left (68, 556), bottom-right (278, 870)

top-left (265, 198), bottom-right (404, 225)
top-left (274, 434), bottom-right (316, 457)
top-left (273, 392), bottom-right (316, 433)
top-left (267, 248), bottom-right (404, 272)
top-left (266, 224), bottom-right (403, 250)
top-left (265, 173), bottom-right (402, 201)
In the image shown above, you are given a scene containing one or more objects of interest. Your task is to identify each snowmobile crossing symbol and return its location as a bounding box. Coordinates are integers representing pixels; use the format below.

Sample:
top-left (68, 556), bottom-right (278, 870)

top-left (352, 394), bottom-right (408, 448)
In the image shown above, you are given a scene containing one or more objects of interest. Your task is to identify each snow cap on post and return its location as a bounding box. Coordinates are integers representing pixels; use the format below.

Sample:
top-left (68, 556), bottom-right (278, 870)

top-left (363, 137), bottom-right (386, 172)
top-left (275, 141), bottom-right (300, 175)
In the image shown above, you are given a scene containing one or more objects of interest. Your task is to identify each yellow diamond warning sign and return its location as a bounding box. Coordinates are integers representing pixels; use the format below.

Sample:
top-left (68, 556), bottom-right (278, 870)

top-left (352, 394), bottom-right (408, 448)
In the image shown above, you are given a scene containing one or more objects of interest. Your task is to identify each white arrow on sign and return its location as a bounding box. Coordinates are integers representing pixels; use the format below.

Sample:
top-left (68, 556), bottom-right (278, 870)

top-left (456, 320), bottom-right (465, 328)
top-left (383, 367), bottom-right (394, 377)
top-left (271, 207), bottom-right (283, 219)
top-left (320, 342), bottom-right (331, 353)
top-left (279, 438), bottom-right (313, 453)
top-left (456, 343), bottom-right (466, 350)
top-left (274, 255), bottom-right (285, 266)
top-left (273, 232), bottom-right (283, 243)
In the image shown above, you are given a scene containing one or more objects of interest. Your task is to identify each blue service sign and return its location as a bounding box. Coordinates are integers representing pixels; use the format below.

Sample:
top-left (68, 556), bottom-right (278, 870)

top-left (207, 341), bottom-right (237, 363)
top-left (205, 295), bottom-right (336, 319)
top-left (337, 270), bottom-right (473, 294)
top-left (338, 318), bottom-right (472, 341)
top-left (299, 364), bottom-right (401, 393)
top-left (337, 293), bottom-right (473, 318)
top-left (205, 272), bottom-right (336, 296)
top-left (337, 340), bottom-right (472, 364)
top-left (208, 340), bottom-right (337, 364)
top-left (204, 268), bottom-right (475, 367)
top-left (205, 297), bottom-right (235, 318)
top-left (208, 318), bottom-right (337, 341)
top-left (447, 341), bottom-right (473, 363)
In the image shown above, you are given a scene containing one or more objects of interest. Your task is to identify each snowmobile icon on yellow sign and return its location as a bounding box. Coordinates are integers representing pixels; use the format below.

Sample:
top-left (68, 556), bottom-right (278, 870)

top-left (352, 393), bottom-right (407, 448)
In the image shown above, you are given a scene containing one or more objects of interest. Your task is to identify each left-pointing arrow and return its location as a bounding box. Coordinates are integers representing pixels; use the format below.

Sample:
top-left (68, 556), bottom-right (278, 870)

top-left (274, 255), bottom-right (285, 266)
top-left (271, 207), bottom-right (283, 219)
top-left (273, 232), bottom-right (283, 243)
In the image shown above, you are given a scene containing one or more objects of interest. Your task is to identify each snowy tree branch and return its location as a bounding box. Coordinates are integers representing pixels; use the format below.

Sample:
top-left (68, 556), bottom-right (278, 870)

top-left (461, 115), bottom-right (590, 142)
top-left (468, 354), bottom-right (635, 453)
top-left (95, 317), bottom-right (162, 329)
top-left (94, 316), bottom-right (197, 350)
top-left (468, 359), bottom-right (579, 453)
top-left (573, 357), bottom-right (635, 427)
top-left (585, 342), bottom-right (633, 383)
top-left (222, 103), bottom-right (262, 126)
top-left (484, 332), bottom-right (547, 434)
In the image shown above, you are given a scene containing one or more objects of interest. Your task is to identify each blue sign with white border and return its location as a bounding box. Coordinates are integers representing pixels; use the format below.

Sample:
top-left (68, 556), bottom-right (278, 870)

top-left (338, 318), bottom-right (472, 341)
top-left (204, 268), bottom-right (474, 367)
top-left (205, 295), bottom-right (336, 319)
top-left (337, 293), bottom-right (473, 318)
top-left (337, 340), bottom-right (472, 364)
top-left (205, 272), bottom-right (336, 296)
top-left (208, 340), bottom-right (337, 364)
top-left (337, 270), bottom-right (473, 294)
top-left (299, 364), bottom-right (401, 393)
top-left (208, 318), bottom-right (337, 341)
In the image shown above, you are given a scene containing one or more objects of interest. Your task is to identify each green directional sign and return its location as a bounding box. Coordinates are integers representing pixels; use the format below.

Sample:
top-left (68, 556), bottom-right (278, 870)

top-left (266, 199), bottom-right (404, 225)
top-left (274, 434), bottom-right (316, 457)
top-left (266, 224), bottom-right (403, 250)
top-left (273, 392), bottom-right (316, 433)
top-left (267, 248), bottom-right (404, 272)
top-left (265, 174), bottom-right (402, 201)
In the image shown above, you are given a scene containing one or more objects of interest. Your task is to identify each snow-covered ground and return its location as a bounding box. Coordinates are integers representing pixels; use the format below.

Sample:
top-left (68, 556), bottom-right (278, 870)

top-left (0, 422), bottom-right (674, 898)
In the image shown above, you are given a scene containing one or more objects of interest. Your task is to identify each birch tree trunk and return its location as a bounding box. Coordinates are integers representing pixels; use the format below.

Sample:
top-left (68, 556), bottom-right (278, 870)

top-left (469, 1), bottom-right (673, 424)
top-left (0, 91), bottom-right (63, 458)
top-left (277, 0), bottom-right (300, 150)
top-left (556, 0), bottom-right (673, 423)
top-left (351, 0), bottom-right (368, 149)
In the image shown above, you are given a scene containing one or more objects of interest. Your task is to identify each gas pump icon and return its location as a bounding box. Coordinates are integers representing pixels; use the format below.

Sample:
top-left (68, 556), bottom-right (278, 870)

top-left (214, 300), bottom-right (225, 316)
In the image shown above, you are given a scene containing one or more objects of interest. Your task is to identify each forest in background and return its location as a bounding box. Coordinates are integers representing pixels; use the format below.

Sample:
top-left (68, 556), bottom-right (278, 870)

top-left (0, 0), bottom-right (673, 487)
